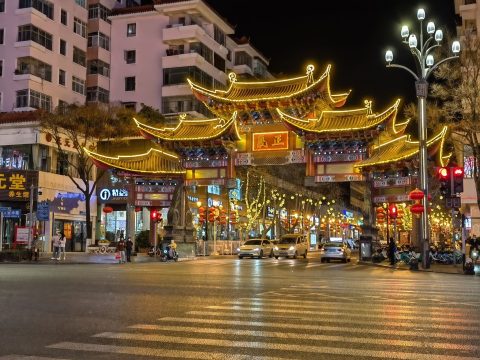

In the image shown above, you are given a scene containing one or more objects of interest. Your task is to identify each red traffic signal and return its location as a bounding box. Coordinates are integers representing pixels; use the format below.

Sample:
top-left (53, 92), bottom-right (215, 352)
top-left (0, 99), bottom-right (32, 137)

top-left (150, 208), bottom-right (162, 222)
top-left (388, 204), bottom-right (398, 219)
top-left (452, 167), bottom-right (464, 194)
top-left (453, 167), bottom-right (464, 177)
top-left (437, 167), bottom-right (449, 180)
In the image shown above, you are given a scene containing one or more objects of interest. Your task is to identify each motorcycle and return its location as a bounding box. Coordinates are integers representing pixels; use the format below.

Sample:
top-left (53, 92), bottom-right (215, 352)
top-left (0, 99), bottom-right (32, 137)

top-left (160, 246), bottom-right (178, 262)
top-left (147, 246), bottom-right (162, 257)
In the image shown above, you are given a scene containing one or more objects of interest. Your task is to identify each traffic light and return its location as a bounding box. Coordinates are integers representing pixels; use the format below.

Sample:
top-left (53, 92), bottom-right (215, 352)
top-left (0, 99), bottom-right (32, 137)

top-left (452, 167), bottom-right (464, 194)
top-left (437, 167), bottom-right (451, 196)
top-left (388, 204), bottom-right (398, 219)
top-left (150, 208), bottom-right (161, 222)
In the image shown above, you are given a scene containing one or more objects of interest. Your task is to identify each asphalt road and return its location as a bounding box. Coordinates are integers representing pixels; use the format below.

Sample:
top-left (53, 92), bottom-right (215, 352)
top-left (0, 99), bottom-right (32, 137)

top-left (0, 255), bottom-right (479, 360)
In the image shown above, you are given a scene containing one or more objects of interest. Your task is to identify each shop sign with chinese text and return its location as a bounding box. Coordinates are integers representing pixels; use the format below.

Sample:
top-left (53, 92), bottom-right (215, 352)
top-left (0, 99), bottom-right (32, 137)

top-left (252, 132), bottom-right (289, 152)
top-left (0, 170), bottom-right (37, 201)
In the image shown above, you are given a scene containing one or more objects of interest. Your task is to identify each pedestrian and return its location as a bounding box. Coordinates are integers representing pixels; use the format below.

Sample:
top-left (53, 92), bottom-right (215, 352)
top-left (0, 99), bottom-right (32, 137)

top-left (31, 234), bottom-right (39, 262)
top-left (51, 231), bottom-right (60, 260)
top-left (126, 236), bottom-right (133, 262)
top-left (58, 232), bottom-right (66, 261)
top-left (116, 238), bottom-right (126, 264)
top-left (388, 237), bottom-right (396, 265)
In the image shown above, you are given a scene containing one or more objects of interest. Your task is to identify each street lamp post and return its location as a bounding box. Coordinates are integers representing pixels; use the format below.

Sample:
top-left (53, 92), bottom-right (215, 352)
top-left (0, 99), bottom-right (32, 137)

top-left (385, 8), bottom-right (460, 268)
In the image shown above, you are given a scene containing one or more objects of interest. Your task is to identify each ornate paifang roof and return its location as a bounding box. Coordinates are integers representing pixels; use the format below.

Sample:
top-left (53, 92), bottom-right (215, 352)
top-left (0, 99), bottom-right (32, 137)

top-left (134, 113), bottom-right (241, 142)
top-left (354, 126), bottom-right (448, 169)
top-left (188, 65), bottom-right (349, 107)
top-left (276, 99), bottom-right (401, 134)
top-left (84, 147), bottom-right (186, 175)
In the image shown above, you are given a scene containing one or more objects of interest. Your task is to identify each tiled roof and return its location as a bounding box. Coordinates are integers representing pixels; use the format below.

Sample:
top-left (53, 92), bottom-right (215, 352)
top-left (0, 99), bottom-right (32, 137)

top-left (135, 113), bottom-right (241, 142)
top-left (85, 147), bottom-right (185, 175)
top-left (0, 111), bottom-right (40, 124)
top-left (277, 100), bottom-right (400, 134)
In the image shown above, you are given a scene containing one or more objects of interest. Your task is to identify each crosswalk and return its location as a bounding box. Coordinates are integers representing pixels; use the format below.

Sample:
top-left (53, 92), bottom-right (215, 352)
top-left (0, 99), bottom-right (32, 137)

top-left (3, 275), bottom-right (480, 360)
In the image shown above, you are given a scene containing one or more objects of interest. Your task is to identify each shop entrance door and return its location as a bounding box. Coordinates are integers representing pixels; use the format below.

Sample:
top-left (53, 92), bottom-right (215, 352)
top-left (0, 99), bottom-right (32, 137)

top-left (73, 221), bottom-right (86, 252)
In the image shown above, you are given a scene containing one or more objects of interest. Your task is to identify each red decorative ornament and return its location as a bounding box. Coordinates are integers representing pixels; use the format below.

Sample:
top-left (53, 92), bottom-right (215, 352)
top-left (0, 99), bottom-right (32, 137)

top-left (103, 206), bottom-right (113, 213)
top-left (135, 206), bottom-right (142, 212)
top-left (376, 213), bottom-right (385, 219)
top-left (376, 207), bottom-right (385, 213)
top-left (377, 218), bottom-right (385, 224)
top-left (409, 188), bottom-right (424, 201)
top-left (410, 203), bottom-right (424, 214)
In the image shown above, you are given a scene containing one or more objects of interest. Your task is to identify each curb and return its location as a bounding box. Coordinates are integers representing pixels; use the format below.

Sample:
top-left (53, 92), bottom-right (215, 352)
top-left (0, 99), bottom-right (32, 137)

top-left (357, 261), bottom-right (476, 276)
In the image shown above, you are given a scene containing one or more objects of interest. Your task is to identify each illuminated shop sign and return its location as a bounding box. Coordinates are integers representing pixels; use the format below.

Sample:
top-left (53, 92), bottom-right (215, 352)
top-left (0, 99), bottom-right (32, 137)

top-left (99, 188), bottom-right (128, 202)
top-left (0, 170), bottom-right (37, 201)
top-left (252, 132), bottom-right (289, 152)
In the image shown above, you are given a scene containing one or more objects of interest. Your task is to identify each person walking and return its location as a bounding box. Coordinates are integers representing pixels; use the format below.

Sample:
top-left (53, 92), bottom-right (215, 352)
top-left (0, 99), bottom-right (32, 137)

top-left (58, 232), bottom-right (66, 261)
top-left (51, 231), bottom-right (60, 260)
top-left (31, 234), bottom-right (40, 262)
top-left (116, 238), bottom-right (126, 264)
top-left (388, 237), bottom-right (396, 266)
top-left (126, 237), bottom-right (133, 262)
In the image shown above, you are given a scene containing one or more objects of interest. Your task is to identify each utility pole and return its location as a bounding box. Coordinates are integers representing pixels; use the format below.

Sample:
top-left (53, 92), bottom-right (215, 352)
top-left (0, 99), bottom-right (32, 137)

top-left (28, 183), bottom-right (34, 249)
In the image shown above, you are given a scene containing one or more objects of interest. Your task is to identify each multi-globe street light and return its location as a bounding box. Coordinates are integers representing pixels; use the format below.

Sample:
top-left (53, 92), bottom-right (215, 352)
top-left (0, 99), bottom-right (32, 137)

top-left (385, 8), bottom-right (460, 268)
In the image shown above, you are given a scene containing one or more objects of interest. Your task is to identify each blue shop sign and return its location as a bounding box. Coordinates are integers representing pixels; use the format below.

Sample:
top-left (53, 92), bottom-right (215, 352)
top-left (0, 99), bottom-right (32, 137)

top-left (37, 201), bottom-right (50, 221)
top-left (2, 209), bottom-right (21, 218)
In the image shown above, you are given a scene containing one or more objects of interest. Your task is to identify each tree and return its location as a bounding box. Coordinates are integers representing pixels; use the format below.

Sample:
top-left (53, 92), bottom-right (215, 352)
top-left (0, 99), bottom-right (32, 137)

top-left (430, 33), bottom-right (480, 208)
top-left (40, 103), bottom-right (138, 241)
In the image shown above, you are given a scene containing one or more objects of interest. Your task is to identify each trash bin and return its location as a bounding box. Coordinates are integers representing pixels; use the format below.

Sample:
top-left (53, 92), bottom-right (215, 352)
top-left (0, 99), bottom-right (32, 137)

top-left (359, 235), bottom-right (373, 261)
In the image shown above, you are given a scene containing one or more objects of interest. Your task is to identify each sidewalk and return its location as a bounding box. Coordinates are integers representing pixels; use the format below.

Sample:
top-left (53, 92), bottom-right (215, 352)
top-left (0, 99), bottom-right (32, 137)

top-left (0, 252), bottom-right (198, 265)
top-left (358, 259), bottom-right (480, 275)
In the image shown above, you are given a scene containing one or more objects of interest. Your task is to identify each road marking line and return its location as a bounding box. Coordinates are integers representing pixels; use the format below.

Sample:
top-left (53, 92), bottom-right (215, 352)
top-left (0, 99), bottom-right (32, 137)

top-left (47, 342), bottom-right (282, 360)
top-left (130, 323), bottom-right (478, 349)
top-left (185, 311), bottom-right (478, 331)
top-left (204, 305), bottom-right (480, 323)
top-left (147, 317), bottom-right (478, 341)
top-left (92, 332), bottom-right (479, 360)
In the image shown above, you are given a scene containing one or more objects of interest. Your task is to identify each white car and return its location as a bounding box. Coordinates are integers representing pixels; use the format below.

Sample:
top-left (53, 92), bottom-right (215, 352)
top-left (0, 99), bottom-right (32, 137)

top-left (238, 239), bottom-right (274, 259)
top-left (273, 234), bottom-right (308, 259)
top-left (320, 242), bottom-right (352, 263)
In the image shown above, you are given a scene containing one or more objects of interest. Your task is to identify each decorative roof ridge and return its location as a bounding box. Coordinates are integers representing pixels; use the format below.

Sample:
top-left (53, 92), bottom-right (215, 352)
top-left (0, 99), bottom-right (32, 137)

top-left (187, 65), bottom-right (332, 102)
top-left (84, 146), bottom-right (180, 161)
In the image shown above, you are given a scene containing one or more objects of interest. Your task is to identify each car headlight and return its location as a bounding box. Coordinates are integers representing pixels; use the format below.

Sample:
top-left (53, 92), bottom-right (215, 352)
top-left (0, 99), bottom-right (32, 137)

top-left (473, 250), bottom-right (479, 258)
top-left (274, 246), bottom-right (278, 251)
top-left (237, 248), bottom-right (240, 252)
top-left (253, 248), bottom-right (260, 251)
top-left (289, 246), bottom-right (295, 251)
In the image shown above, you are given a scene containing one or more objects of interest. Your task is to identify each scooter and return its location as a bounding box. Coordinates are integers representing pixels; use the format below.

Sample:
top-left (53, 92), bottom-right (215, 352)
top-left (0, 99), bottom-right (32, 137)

top-left (160, 246), bottom-right (178, 262)
top-left (148, 246), bottom-right (162, 257)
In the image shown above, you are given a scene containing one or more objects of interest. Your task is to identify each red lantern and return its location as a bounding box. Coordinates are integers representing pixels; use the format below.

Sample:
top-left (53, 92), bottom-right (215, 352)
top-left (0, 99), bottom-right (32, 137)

top-left (135, 206), bottom-right (142, 212)
top-left (103, 206), bottom-right (113, 213)
top-left (377, 213), bottom-right (385, 219)
top-left (409, 188), bottom-right (424, 201)
top-left (410, 203), bottom-right (424, 214)
top-left (376, 207), bottom-right (385, 213)
top-left (377, 218), bottom-right (385, 224)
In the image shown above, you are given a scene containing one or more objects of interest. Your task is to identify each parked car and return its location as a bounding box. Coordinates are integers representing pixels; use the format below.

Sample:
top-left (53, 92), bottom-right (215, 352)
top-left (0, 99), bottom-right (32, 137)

top-left (320, 242), bottom-right (352, 263)
top-left (273, 234), bottom-right (308, 259)
top-left (238, 239), bottom-right (274, 259)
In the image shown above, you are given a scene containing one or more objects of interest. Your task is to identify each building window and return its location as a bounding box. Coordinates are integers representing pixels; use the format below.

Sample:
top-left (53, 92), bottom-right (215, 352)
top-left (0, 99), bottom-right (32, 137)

top-left (0, 0), bottom-right (4, 12)
top-left (73, 47), bottom-right (86, 67)
top-left (75, 0), bottom-right (86, 8)
top-left (125, 50), bottom-right (136, 64)
top-left (127, 23), bottom-right (136, 37)
top-left (87, 59), bottom-right (110, 77)
top-left (235, 51), bottom-right (253, 68)
top-left (72, 76), bottom-right (85, 95)
top-left (86, 86), bottom-right (109, 103)
top-left (465, 0), bottom-right (476, 4)
top-left (19, 0), bottom-right (54, 20)
top-left (163, 66), bottom-right (213, 88)
top-left (61, 9), bottom-right (67, 25)
top-left (125, 76), bottom-right (135, 91)
top-left (122, 102), bottom-right (136, 110)
top-left (73, 17), bottom-right (87, 38)
top-left (464, 145), bottom-right (476, 178)
top-left (56, 152), bottom-right (69, 176)
top-left (17, 25), bottom-right (52, 50)
top-left (214, 53), bottom-right (225, 72)
top-left (16, 89), bottom-right (52, 111)
top-left (87, 32), bottom-right (110, 51)
top-left (162, 96), bottom-right (210, 116)
top-left (59, 39), bottom-right (66, 55)
top-left (0, 145), bottom-right (33, 170)
top-left (190, 42), bottom-right (213, 64)
top-left (213, 25), bottom-right (225, 46)
top-left (88, 3), bottom-right (111, 23)
top-left (0, 29), bottom-right (3, 45)
top-left (16, 56), bottom-right (52, 82)
top-left (59, 69), bottom-right (65, 85)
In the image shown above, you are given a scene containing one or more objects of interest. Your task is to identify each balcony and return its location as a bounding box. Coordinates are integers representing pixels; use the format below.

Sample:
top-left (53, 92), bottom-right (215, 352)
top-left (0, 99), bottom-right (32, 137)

top-left (163, 24), bottom-right (228, 56)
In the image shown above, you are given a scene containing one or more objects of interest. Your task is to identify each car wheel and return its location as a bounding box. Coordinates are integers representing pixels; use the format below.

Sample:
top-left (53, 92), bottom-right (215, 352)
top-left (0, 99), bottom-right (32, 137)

top-left (303, 250), bottom-right (307, 259)
top-left (326, 258), bottom-right (330, 263)
top-left (342, 258), bottom-right (347, 263)
top-left (258, 250), bottom-right (264, 259)
top-left (269, 250), bottom-right (273, 258)
top-left (293, 251), bottom-right (298, 259)
top-left (274, 256), bottom-right (279, 259)
top-left (347, 258), bottom-right (351, 262)
top-left (238, 256), bottom-right (243, 259)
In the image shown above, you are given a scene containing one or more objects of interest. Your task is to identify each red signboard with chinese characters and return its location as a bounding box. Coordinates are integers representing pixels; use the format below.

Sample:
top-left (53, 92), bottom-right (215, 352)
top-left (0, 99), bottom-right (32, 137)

top-left (0, 170), bottom-right (38, 201)
top-left (252, 132), bottom-right (289, 152)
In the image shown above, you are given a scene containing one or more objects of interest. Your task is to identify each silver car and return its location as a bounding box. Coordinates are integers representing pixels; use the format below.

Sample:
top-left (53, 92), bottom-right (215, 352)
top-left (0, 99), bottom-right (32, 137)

top-left (273, 234), bottom-right (308, 259)
top-left (320, 242), bottom-right (351, 263)
top-left (238, 239), bottom-right (274, 259)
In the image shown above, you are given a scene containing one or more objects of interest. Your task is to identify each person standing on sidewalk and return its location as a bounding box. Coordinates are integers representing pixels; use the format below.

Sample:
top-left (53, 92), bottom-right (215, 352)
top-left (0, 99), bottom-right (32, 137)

top-left (51, 231), bottom-right (60, 260)
top-left (126, 237), bottom-right (133, 262)
top-left (388, 237), bottom-right (396, 265)
top-left (116, 238), bottom-right (126, 264)
top-left (58, 232), bottom-right (67, 261)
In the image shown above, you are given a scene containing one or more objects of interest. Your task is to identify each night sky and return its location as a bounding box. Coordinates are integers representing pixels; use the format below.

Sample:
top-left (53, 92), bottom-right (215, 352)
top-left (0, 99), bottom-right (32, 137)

top-left (208, 0), bottom-right (457, 111)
